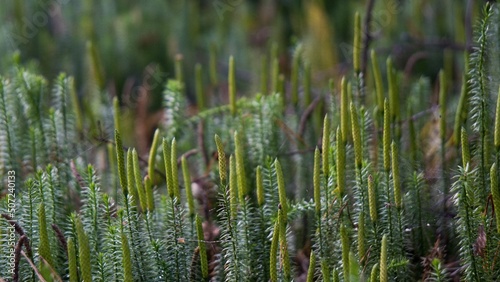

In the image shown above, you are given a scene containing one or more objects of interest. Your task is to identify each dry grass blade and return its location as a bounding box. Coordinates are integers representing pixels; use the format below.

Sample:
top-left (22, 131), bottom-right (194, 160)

top-left (39, 256), bottom-right (64, 282)
top-left (20, 250), bottom-right (48, 282)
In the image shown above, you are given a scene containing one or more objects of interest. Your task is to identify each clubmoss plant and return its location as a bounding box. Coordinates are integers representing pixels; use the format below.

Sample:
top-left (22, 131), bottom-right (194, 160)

top-left (371, 50), bottom-right (384, 114)
top-left (195, 63), bottom-right (205, 111)
top-left (490, 163), bottom-right (500, 233)
top-left (340, 77), bottom-right (349, 143)
top-left (368, 175), bottom-right (378, 223)
top-left (340, 224), bottom-right (350, 282)
top-left (195, 214), bottom-right (209, 280)
top-left (132, 149), bottom-right (147, 212)
top-left (495, 86), bottom-right (500, 151)
top-left (127, 148), bottom-right (139, 208)
top-left (229, 56), bottom-right (236, 116)
top-left (291, 46), bottom-right (300, 106)
top-left (336, 127), bottom-right (346, 199)
top-left (387, 57), bottom-right (400, 140)
top-left (229, 155), bottom-right (238, 220)
top-left (306, 250), bottom-right (316, 282)
top-left (171, 138), bottom-right (180, 200)
top-left (278, 204), bottom-right (290, 281)
top-left (148, 129), bottom-right (161, 184)
top-left (75, 216), bottom-right (92, 282)
top-left (37, 203), bottom-right (52, 268)
top-left (121, 232), bottom-right (134, 282)
top-left (380, 234), bottom-right (388, 282)
top-left (182, 156), bottom-right (195, 217)
top-left (303, 63), bottom-right (312, 108)
top-left (2, 3), bottom-right (500, 281)
top-left (454, 76), bottom-right (469, 146)
top-left (234, 131), bottom-right (247, 201)
top-left (353, 11), bottom-right (361, 74)
top-left (261, 55), bottom-right (269, 95)
top-left (163, 138), bottom-right (174, 198)
top-left (145, 176), bottom-right (155, 212)
top-left (314, 148), bottom-right (321, 215)
top-left (270, 219), bottom-right (279, 282)
top-left (67, 238), bottom-right (78, 282)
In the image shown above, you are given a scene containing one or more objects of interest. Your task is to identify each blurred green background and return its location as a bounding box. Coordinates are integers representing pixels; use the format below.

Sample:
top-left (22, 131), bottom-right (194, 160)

top-left (0, 0), bottom-right (476, 127)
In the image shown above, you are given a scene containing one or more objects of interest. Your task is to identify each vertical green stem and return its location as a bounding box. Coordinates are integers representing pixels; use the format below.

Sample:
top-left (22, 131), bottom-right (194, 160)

top-left (195, 63), bottom-right (205, 111)
top-left (229, 56), bottom-right (236, 116)
top-left (340, 224), bottom-right (350, 282)
top-left (304, 63), bottom-right (312, 108)
top-left (121, 232), bottom-right (134, 282)
top-left (439, 70), bottom-right (449, 222)
top-left (67, 238), bottom-right (79, 282)
top-left (371, 50), bottom-right (384, 112)
top-left (229, 155), bottom-right (238, 220)
top-left (322, 115), bottom-right (331, 219)
top-left (209, 43), bottom-right (218, 87)
top-left (76, 217), bottom-right (92, 282)
top-left (148, 129), bottom-right (160, 185)
top-left (306, 251), bottom-right (316, 282)
top-left (491, 163), bottom-right (500, 233)
top-left (270, 219), bottom-right (279, 282)
top-left (383, 99), bottom-right (393, 242)
top-left (196, 215), bottom-right (209, 280)
top-left (260, 55), bottom-right (268, 95)
top-left (182, 156), bottom-right (195, 217)
top-left (291, 47), bottom-right (300, 106)
top-left (340, 77), bottom-right (349, 143)
top-left (380, 234), bottom-right (387, 282)
top-left (272, 57), bottom-right (279, 95)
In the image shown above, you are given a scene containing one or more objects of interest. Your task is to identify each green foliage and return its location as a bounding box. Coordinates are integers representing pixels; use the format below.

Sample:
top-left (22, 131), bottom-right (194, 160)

top-left (429, 258), bottom-right (449, 282)
top-left (67, 237), bottom-right (78, 282)
top-left (195, 214), bottom-right (208, 280)
top-left (306, 250), bottom-right (316, 282)
top-left (2, 2), bottom-right (500, 281)
top-left (121, 232), bottom-right (134, 282)
top-left (75, 215), bottom-right (93, 282)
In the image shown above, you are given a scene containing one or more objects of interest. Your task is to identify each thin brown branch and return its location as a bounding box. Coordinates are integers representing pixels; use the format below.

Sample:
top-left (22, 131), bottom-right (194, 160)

top-left (13, 235), bottom-right (27, 282)
top-left (39, 255), bottom-right (63, 282)
top-left (336, 199), bottom-right (355, 229)
top-left (276, 119), bottom-right (305, 148)
top-left (1, 214), bottom-right (25, 237)
top-left (190, 247), bottom-right (201, 281)
top-left (178, 149), bottom-right (199, 166)
top-left (1, 214), bottom-right (33, 258)
top-left (70, 160), bottom-right (85, 189)
top-left (403, 51), bottom-right (429, 81)
top-left (297, 95), bottom-right (322, 138)
top-left (51, 223), bottom-right (68, 255)
top-left (20, 250), bottom-right (47, 282)
top-left (198, 121), bottom-right (209, 167)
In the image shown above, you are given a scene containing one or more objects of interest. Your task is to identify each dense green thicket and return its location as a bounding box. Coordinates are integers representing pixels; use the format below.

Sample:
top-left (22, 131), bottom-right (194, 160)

top-left (1, 1), bottom-right (500, 282)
